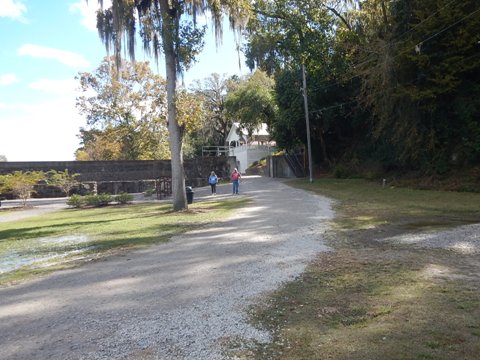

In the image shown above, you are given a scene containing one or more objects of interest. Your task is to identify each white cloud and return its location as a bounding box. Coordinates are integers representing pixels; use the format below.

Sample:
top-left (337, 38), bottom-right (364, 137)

top-left (70, 0), bottom-right (112, 31)
top-left (28, 78), bottom-right (79, 95)
top-left (0, 0), bottom-right (27, 21)
top-left (0, 96), bottom-right (84, 161)
top-left (0, 73), bottom-right (18, 86)
top-left (18, 44), bottom-right (91, 68)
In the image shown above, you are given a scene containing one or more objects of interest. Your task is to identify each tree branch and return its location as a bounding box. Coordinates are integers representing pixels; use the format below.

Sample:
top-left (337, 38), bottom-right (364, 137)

top-left (324, 5), bottom-right (352, 31)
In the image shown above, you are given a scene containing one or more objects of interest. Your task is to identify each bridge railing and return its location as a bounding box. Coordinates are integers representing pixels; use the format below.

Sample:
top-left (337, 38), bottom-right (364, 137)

top-left (201, 146), bottom-right (230, 156)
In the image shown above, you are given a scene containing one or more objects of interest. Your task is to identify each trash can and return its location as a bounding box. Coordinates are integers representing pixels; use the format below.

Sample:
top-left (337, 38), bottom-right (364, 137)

top-left (185, 186), bottom-right (194, 204)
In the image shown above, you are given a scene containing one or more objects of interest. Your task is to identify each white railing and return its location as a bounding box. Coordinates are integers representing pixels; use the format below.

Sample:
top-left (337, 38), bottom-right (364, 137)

top-left (228, 144), bottom-right (275, 155)
top-left (201, 146), bottom-right (231, 157)
top-left (202, 144), bottom-right (276, 157)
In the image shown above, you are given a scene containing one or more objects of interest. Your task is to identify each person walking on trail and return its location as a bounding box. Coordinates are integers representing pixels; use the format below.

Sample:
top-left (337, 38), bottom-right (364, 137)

top-left (208, 171), bottom-right (218, 195)
top-left (231, 168), bottom-right (241, 195)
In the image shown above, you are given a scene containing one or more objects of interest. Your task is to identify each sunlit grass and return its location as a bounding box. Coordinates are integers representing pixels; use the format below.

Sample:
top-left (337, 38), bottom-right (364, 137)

top-left (0, 198), bottom-right (249, 285)
top-left (290, 178), bottom-right (480, 231)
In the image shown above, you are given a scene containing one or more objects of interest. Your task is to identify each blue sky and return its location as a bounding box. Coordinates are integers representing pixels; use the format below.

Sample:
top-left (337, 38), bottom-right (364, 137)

top-left (0, 0), bottom-right (249, 161)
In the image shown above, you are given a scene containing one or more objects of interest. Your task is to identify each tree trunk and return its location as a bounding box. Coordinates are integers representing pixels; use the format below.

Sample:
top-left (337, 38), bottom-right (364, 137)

top-left (160, 0), bottom-right (187, 211)
top-left (319, 129), bottom-right (329, 165)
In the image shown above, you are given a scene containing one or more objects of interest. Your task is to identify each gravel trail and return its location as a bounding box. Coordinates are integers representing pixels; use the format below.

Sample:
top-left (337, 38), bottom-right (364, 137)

top-left (0, 176), bottom-right (334, 360)
top-left (380, 223), bottom-right (480, 254)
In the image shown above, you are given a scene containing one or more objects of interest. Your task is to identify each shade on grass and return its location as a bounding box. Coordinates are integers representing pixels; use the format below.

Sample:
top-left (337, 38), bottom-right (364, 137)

top-left (0, 199), bottom-right (248, 285)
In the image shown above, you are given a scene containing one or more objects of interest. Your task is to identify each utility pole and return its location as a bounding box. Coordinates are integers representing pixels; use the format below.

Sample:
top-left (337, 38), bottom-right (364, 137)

top-left (301, 63), bottom-right (313, 183)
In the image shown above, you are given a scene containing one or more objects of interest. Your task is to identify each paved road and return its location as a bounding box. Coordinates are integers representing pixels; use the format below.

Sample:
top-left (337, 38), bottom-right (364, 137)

top-left (0, 176), bottom-right (334, 360)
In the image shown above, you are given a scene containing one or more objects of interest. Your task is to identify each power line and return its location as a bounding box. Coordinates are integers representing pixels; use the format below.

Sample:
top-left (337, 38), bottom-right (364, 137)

top-left (415, 6), bottom-right (480, 51)
top-left (308, 51), bottom-right (480, 115)
top-left (346, 0), bottom-right (460, 67)
top-left (387, 0), bottom-right (458, 44)
top-left (310, 1), bottom-right (458, 92)
top-left (309, 2), bottom-right (479, 93)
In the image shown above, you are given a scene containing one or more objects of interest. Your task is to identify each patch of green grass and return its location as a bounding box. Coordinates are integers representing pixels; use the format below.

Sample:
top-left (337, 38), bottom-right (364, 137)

top-left (290, 178), bottom-right (480, 231)
top-left (0, 198), bottom-right (249, 286)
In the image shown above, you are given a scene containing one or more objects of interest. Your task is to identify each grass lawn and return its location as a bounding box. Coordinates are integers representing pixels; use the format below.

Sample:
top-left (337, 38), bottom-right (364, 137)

top-left (244, 178), bottom-right (480, 360)
top-left (0, 198), bottom-right (248, 286)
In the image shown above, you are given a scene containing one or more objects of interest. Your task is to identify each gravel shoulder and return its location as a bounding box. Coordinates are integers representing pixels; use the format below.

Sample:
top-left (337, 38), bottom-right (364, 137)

top-left (0, 176), bottom-right (334, 360)
top-left (378, 223), bottom-right (480, 254)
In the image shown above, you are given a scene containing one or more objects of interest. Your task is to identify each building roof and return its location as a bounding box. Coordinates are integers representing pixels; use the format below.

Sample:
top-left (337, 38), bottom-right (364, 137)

top-left (226, 123), bottom-right (271, 142)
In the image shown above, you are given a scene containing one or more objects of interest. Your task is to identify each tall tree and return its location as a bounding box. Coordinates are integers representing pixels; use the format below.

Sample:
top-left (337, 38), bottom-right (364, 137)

top-left (75, 127), bottom-right (123, 160)
top-left (191, 73), bottom-right (239, 148)
top-left (94, 0), bottom-right (251, 211)
top-left (76, 56), bottom-right (170, 160)
top-left (175, 88), bottom-right (206, 158)
top-left (245, 0), bottom-right (360, 165)
top-left (225, 70), bottom-right (277, 135)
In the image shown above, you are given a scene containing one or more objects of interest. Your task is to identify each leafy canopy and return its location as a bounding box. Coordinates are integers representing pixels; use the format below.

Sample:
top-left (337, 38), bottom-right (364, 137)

top-left (47, 170), bottom-right (80, 196)
top-left (0, 171), bottom-right (46, 206)
top-left (75, 56), bottom-right (169, 160)
top-left (225, 70), bottom-right (277, 135)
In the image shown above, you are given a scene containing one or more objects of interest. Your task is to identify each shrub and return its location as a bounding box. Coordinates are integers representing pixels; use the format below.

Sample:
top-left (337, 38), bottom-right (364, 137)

top-left (47, 169), bottom-right (80, 196)
top-left (67, 193), bottom-right (130, 208)
top-left (84, 194), bottom-right (113, 207)
top-left (84, 194), bottom-right (100, 207)
top-left (0, 171), bottom-right (46, 206)
top-left (115, 192), bottom-right (133, 204)
top-left (361, 161), bottom-right (384, 180)
top-left (67, 194), bottom-right (84, 208)
top-left (333, 164), bottom-right (351, 179)
top-left (97, 194), bottom-right (114, 206)
top-left (143, 187), bottom-right (156, 197)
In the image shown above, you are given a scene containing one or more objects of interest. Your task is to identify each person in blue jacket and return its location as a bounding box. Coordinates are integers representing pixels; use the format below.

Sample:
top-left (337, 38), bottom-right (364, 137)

top-left (208, 171), bottom-right (218, 195)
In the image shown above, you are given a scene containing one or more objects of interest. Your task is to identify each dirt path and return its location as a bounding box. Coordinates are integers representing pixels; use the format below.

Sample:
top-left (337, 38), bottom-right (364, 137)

top-left (0, 205), bottom-right (65, 223)
top-left (0, 176), bottom-right (334, 360)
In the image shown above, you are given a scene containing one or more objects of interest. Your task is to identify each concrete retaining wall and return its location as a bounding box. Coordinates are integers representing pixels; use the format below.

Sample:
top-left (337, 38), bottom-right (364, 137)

top-left (267, 155), bottom-right (297, 178)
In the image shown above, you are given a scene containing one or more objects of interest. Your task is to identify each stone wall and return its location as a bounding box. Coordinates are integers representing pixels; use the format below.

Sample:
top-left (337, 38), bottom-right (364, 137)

top-left (0, 157), bottom-right (237, 197)
top-left (0, 160), bottom-right (170, 182)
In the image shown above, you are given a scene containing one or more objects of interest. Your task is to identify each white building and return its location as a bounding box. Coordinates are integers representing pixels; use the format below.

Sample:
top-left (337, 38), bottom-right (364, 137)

top-left (225, 123), bottom-right (276, 173)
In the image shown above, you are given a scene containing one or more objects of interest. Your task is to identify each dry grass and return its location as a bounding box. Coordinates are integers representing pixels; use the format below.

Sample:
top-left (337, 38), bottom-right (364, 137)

top-left (241, 178), bottom-right (480, 360)
top-left (251, 248), bottom-right (480, 359)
